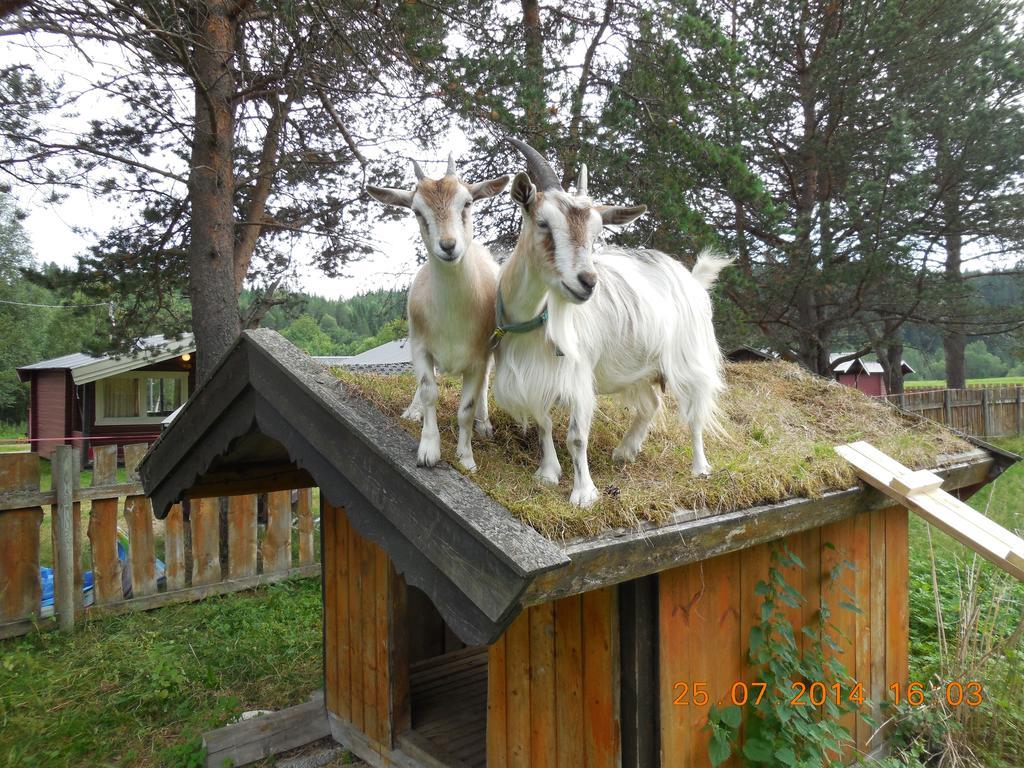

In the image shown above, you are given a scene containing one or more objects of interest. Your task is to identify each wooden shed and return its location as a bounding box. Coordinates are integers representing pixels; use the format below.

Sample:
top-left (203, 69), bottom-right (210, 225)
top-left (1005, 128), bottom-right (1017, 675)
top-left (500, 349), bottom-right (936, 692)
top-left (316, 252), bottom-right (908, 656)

top-left (139, 329), bottom-right (1014, 768)
top-left (17, 334), bottom-right (196, 460)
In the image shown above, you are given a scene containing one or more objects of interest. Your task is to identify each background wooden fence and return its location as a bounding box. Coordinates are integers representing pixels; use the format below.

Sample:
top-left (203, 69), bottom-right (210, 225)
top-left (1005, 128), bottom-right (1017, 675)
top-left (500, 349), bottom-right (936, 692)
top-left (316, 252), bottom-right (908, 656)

top-left (0, 443), bottom-right (318, 639)
top-left (882, 384), bottom-right (1023, 440)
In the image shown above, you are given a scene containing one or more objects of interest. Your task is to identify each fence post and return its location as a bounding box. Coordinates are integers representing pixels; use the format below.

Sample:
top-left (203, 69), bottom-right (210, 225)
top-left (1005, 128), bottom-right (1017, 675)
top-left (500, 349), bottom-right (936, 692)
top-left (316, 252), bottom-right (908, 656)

top-left (943, 389), bottom-right (953, 427)
top-left (1016, 385), bottom-right (1022, 437)
top-left (981, 388), bottom-right (991, 438)
top-left (53, 446), bottom-right (75, 633)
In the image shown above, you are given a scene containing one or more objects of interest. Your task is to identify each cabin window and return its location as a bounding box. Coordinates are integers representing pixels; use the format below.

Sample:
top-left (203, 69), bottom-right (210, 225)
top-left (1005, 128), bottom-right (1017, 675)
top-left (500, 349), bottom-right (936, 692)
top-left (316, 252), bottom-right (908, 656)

top-left (95, 372), bottom-right (188, 425)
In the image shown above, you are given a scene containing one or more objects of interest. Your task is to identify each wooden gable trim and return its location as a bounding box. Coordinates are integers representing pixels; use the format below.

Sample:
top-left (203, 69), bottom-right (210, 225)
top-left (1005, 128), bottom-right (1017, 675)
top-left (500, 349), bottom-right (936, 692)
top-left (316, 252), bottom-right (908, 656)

top-left (139, 329), bottom-right (568, 645)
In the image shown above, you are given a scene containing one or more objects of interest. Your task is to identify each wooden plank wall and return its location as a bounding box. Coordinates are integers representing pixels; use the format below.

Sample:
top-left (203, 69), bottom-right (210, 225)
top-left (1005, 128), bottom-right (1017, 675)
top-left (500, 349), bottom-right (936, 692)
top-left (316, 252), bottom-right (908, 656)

top-left (487, 586), bottom-right (620, 768)
top-left (659, 506), bottom-right (908, 767)
top-left (322, 501), bottom-right (407, 752)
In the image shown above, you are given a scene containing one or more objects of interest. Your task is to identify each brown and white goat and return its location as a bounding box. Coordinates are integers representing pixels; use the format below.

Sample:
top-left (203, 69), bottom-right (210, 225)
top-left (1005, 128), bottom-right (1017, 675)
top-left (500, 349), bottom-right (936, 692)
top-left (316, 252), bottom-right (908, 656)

top-left (367, 155), bottom-right (508, 471)
top-left (492, 139), bottom-right (730, 507)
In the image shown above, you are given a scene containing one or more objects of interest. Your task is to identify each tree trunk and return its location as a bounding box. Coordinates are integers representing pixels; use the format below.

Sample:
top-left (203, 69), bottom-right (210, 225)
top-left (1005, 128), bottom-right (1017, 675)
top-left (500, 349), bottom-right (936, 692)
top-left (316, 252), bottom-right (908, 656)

top-left (942, 217), bottom-right (966, 388)
top-left (520, 0), bottom-right (547, 143)
top-left (884, 342), bottom-right (905, 395)
top-left (939, 140), bottom-right (967, 390)
top-left (188, 2), bottom-right (240, 384)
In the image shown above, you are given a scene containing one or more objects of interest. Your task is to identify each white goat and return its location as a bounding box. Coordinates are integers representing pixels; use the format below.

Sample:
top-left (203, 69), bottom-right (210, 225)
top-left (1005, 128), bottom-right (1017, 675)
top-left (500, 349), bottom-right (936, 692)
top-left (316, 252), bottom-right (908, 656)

top-left (492, 138), bottom-right (731, 507)
top-left (367, 154), bottom-right (508, 471)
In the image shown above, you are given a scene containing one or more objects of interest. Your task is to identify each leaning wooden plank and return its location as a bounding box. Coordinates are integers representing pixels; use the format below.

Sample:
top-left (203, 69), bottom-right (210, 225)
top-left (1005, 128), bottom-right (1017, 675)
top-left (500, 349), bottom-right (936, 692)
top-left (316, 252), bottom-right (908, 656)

top-left (202, 691), bottom-right (329, 768)
top-left (845, 441), bottom-right (1024, 557)
top-left (123, 443), bottom-right (157, 597)
top-left (837, 442), bottom-right (1018, 559)
top-left (837, 443), bottom-right (1024, 581)
top-left (262, 490), bottom-right (292, 575)
top-left (844, 441), bottom-right (1024, 563)
top-left (0, 454), bottom-right (43, 623)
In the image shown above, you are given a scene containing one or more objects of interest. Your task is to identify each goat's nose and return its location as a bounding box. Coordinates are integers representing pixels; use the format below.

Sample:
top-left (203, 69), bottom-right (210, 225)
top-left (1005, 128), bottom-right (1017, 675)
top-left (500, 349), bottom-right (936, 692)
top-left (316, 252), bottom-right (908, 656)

top-left (439, 238), bottom-right (456, 254)
top-left (577, 270), bottom-right (598, 293)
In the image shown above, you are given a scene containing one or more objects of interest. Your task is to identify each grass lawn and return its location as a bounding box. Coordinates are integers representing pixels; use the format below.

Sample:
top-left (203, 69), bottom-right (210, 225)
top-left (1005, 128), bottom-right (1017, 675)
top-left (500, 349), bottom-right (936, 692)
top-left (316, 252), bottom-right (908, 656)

top-left (905, 435), bottom-right (1024, 766)
top-left (0, 577), bottom-right (329, 768)
top-left (906, 376), bottom-right (1024, 390)
top-left (0, 422), bottom-right (28, 454)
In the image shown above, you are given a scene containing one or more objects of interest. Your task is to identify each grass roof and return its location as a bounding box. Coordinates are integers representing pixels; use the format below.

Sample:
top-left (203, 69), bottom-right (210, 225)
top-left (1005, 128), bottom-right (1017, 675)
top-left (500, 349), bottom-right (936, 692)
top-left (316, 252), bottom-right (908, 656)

top-left (336, 361), bottom-right (971, 540)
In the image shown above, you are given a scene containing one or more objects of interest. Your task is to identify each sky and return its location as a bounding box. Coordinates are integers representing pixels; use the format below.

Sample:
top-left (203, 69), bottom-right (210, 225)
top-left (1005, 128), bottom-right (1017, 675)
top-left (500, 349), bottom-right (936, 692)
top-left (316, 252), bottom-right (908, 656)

top-left (5, 17), bottom-right (1016, 303)
top-left (3, 33), bottom-right (472, 300)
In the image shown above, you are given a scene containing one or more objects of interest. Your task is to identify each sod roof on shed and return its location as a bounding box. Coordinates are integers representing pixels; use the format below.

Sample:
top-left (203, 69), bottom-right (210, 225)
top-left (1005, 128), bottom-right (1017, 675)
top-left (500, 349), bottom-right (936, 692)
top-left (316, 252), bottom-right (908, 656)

top-left (139, 330), bottom-right (1003, 644)
top-left (336, 361), bottom-right (970, 539)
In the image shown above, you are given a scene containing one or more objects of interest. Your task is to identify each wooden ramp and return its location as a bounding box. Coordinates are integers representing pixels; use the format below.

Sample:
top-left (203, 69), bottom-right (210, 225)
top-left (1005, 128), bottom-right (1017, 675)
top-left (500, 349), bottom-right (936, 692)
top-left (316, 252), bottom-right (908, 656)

top-left (836, 441), bottom-right (1024, 581)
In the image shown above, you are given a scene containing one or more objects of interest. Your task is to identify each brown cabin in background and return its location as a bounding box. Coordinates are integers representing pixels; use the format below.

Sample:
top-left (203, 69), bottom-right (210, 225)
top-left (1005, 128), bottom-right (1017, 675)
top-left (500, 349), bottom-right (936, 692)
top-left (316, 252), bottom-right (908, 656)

top-left (17, 335), bottom-right (196, 461)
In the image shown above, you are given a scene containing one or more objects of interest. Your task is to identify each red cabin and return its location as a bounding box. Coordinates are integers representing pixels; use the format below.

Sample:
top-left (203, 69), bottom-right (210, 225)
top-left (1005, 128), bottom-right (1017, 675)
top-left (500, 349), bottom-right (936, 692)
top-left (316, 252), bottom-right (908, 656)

top-left (831, 354), bottom-right (915, 397)
top-left (17, 335), bottom-right (196, 460)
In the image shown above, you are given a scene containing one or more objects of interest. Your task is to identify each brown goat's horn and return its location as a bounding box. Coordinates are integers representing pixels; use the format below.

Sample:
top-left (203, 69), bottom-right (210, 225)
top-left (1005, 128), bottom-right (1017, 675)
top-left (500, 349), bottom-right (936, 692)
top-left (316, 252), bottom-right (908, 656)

top-left (507, 137), bottom-right (562, 191)
top-left (446, 152), bottom-right (456, 176)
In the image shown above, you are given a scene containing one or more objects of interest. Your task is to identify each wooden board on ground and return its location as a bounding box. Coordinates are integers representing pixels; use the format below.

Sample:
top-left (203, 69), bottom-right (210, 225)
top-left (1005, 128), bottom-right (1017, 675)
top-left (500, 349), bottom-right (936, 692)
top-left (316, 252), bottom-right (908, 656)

top-left (836, 441), bottom-right (1024, 581)
top-left (202, 691), bottom-right (329, 768)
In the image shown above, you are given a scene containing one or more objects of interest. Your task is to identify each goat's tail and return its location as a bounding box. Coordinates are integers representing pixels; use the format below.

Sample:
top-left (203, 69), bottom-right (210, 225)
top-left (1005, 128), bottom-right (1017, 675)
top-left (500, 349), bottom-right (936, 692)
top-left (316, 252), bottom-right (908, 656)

top-left (691, 249), bottom-right (734, 291)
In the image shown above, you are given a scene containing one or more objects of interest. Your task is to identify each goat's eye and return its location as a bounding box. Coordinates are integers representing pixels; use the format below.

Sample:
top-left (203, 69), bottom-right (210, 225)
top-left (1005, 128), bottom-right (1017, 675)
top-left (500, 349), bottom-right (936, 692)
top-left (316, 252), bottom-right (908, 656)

top-left (537, 220), bottom-right (549, 231)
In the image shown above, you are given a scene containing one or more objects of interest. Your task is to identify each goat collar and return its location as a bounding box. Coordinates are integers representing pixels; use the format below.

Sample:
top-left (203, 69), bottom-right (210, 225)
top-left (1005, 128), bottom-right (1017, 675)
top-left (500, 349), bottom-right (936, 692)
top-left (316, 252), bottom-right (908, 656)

top-left (491, 282), bottom-right (547, 346)
top-left (491, 284), bottom-right (548, 342)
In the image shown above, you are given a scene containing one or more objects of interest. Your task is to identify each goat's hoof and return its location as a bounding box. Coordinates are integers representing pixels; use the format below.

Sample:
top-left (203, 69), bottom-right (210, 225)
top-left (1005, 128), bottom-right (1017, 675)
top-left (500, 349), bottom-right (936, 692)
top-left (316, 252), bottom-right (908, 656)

top-left (402, 407), bottom-right (424, 423)
top-left (458, 455), bottom-right (478, 473)
top-left (534, 467), bottom-right (561, 486)
top-left (417, 441), bottom-right (441, 468)
top-left (474, 420), bottom-right (494, 439)
top-left (612, 444), bottom-right (640, 464)
top-left (691, 463), bottom-right (712, 478)
top-left (570, 484), bottom-right (600, 508)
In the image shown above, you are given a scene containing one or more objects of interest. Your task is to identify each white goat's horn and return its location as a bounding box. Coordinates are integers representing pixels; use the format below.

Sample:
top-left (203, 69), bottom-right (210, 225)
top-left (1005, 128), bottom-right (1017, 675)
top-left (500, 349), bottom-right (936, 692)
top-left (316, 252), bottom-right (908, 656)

top-left (446, 152), bottom-right (456, 176)
top-left (577, 164), bottom-right (588, 197)
top-left (411, 158), bottom-right (425, 181)
top-left (507, 137), bottom-right (562, 191)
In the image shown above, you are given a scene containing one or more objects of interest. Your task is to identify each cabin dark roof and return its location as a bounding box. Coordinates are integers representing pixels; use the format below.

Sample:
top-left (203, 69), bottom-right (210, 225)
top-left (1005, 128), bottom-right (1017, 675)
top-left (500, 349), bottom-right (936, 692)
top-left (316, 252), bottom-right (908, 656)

top-left (139, 329), bottom-right (1014, 644)
top-left (17, 334), bottom-right (195, 384)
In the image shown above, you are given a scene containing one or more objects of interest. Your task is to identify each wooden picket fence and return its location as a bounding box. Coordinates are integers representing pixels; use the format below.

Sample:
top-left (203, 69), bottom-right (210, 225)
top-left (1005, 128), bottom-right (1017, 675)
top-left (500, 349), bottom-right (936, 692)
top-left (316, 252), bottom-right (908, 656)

top-left (882, 384), bottom-right (1023, 439)
top-left (0, 443), bottom-right (319, 639)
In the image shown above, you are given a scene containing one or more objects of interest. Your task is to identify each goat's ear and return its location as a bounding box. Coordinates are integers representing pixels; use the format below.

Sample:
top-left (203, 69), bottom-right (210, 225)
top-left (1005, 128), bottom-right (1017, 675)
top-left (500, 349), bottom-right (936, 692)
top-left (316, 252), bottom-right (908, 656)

top-left (597, 204), bottom-right (646, 226)
top-left (366, 185), bottom-right (414, 208)
top-left (469, 175), bottom-right (510, 201)
top-left (510, 172), bottom-right (536, 209)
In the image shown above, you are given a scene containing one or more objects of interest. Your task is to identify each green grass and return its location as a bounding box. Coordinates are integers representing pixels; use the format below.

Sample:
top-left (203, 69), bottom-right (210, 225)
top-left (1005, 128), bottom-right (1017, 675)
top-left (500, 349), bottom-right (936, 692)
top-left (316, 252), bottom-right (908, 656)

top-left (0, 421), bottom-right (28, 454)
top-left (0, 577), bottom-right (325, 768)
top-left (905, 435), bottom-right (1024, 766)
top-left (906, 376), bottom-right (1024, 390)
top-left (339, 361), bottom-right (970, 539)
